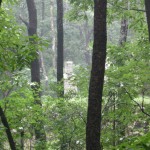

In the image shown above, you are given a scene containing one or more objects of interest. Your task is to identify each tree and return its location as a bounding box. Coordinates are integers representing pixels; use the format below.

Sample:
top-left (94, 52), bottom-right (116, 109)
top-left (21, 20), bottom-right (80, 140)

top-left (67, 0), bottom-right (93, 66)
top-left (40, 0), bottom-right (48, 84)
top-left (86, 0), bottom-right (107, 150)
top-left (26, 0), bottom-right (46, 148)
top-left (0, 3), bottom-right (16, 150)
top-left (113, 1), bottom-right (128, 146)
top-left (0, 108), bottom-right (16, 150)
top-left (1, 0), bottom-right (150, 149)
top-left (57, 0), bottom-right (64, 96)
top-left (119, 19), bottom-right (128, 46)
top-left (145, 0), bottom-right (150, 41)
top-left (0, 0), bottom-right (2, 7)
top-left (50, 0), bottom-right (56, 73)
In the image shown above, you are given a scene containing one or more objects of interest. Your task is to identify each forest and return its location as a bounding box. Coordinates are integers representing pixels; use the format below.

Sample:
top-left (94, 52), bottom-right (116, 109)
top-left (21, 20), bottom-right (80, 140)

top-left (0, 0), bottom-right (150, 150)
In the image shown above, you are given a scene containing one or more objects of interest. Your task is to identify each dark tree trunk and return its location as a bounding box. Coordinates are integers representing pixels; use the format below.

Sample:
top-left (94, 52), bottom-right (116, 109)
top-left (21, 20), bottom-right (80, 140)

top-left (26, 0), bottom-right (46, 148)
top-left (86, 1), bottom-right (107, 150)
top-left (0, 107), bottom-right (16, 150)
top-left (112, 93), bottom-right (117, 147)
top-left (119, 19), bottom-right (128, 45)
top-left (20, 130), bottom-right (24, 150)
top-left (145, 0), bottom-right (150, 41)
top-left (56, 0), bottom-right (64, 96)
top-left (0, 0), bottom-right (2, 7)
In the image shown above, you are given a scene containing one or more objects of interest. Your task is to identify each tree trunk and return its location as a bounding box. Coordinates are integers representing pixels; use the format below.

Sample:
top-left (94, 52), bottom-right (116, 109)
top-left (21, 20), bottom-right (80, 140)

top-left (40, 0), bottom-right (48, 83)
top-left (26, 0), bottom-right (46, 148)
top-left (112, 93), bottom-right (116, 147)
top-left (145, 0), bottom-right (150, 41)
top-left (39, 51), bottom-right (48, 82)
top-left (0, 107), bottom-right (16, 150)
top-left (20, 130), bottom-right (24, 150)
top-left (119, 19), bottom-right (128, 45)
top-left (86, 0), bottom-right (107, 150)
top-left (56, 0), bottom-right (64, 96)
top-left (84, 20), bottom-right (92, 66)
top-left (41, 0), bottom-right (45, 36)
top-left (0, 0), bottom-right (2, 7)
top-left (50, 0), bottom-right (56, 74)
top-left (78, 21), bottom-right (93, 66)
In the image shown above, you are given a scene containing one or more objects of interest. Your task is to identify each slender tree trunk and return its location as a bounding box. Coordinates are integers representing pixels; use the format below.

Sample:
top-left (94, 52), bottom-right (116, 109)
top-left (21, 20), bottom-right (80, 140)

top-left (50, 0), bottom-right (56, 73)
top-left (26, 0), bottom-right (46, 149)
top-left (40, 52), bottom-right (48, 82)
top-left (0, 107), bottom-right (16, 150)
top-left (86, 1), bottom-right (107, 150)
top-left (119, 19), bottom-right (128, 45)
top-left (112, 93), bottom-right (116, 147)
top-left (119, 0), bottom-right (128, 46)
top-left (84, 20), bottom-right (92, 66)
top-left (41, 0), bottom-right (45, 36)
top-left (145, 0), bottom-right (150, 41)
top-left (78, 22), bottom-right (93, 66)
top-left (20, 130), bottom-right (24, 150)
top-left (56, 0), bottom-right (64, 96)
top-left (40, 0), bottom-right (48, 83)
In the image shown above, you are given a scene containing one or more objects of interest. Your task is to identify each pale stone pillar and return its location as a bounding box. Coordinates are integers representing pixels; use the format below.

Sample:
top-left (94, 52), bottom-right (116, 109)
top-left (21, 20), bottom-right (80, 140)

top-left (64, 61), bottom-right (77, 93)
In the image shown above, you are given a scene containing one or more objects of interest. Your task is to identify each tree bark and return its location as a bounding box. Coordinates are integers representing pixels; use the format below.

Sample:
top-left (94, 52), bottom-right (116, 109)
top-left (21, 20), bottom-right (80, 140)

top-left (145, 0), bottom-right (150, 41)
top-left (26, 0), bottom-right (46, 148)
top-left (0, 107), bottom-right (16, 150)
top-left (86, 0), bottom-right (107, 150)
top-left (56, 0), bottom-right (64, 96)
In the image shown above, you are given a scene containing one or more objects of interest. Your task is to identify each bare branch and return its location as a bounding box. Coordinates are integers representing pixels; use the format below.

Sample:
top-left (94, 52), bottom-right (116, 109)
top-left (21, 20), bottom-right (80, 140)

top-left (102, 91), bottom-right (114, 113)
top-left (19, 15), bottom-right (29, 27)
top-left (141, 90), bottom-right (145, 109)
top-left (124, 88), bottom-right (150, 117)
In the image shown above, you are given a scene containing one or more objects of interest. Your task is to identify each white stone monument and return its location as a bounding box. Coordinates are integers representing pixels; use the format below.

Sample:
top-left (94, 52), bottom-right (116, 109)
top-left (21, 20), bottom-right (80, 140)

top-left (64, 61), bottom-right (77, 94)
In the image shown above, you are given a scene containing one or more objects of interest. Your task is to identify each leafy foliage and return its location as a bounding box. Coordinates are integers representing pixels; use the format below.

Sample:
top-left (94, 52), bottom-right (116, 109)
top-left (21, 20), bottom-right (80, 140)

top-left (0, 0), bottom-right (150, 149)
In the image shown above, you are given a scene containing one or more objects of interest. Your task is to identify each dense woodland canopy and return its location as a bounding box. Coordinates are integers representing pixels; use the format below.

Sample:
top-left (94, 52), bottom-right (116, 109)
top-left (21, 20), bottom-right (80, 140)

top-left (0, 0), bottom-right (150, 150)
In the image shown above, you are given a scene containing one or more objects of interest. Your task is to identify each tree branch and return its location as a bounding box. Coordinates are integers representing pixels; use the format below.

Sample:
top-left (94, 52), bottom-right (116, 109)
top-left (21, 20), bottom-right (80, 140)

top-left (124, 87), bottom-right (150, 117)
top-left (19, 15), bottom-right (29, 27)
top-left (102, 90), bottom-right (115, 114)
top-left (0, 107), bottom-right (16, 149)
